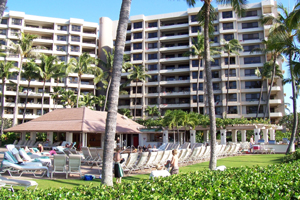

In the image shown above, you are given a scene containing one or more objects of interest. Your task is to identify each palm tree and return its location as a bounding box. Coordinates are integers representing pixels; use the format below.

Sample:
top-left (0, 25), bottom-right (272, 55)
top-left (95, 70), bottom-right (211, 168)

top-left (39, 54), bottom-right (64, 115)
top-left (181, 112), bottom-right (198, 143)
top-left (127, 65), bottom-right (151, 120)
top-left (66, 52), bottom-right (97, 108)
top-left (185, 0), bottom-right (247, 170)
top-left (102, 0), bottom-right (132, 186)
top-left (0, 61), bottom-right (18, 136)
top-left (221, 39), bottom-right (243, 117)
top-left (91, 95), bottom-right (105, 110)
top-left (261, 3), bottom-right (300, 154)
top-left (50, 86), bottom-right (63, 109)
top-left (21, 61), bottom-right (42, 123)
top-left (119, 108), bottom-right (132, 118)
top-left (163, 109), bottom-right (185, 144)
top-left (0, 0), bottom-right (7, 22)
top-left (7, 32), bottom-right (38, 126)
top-left (145, 105), bottom-right (160, 118)
top-left (60, 89), bottom-right (77, 108)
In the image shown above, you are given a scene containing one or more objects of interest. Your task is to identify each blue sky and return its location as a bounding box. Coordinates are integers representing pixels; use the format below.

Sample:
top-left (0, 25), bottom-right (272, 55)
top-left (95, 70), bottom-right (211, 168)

top-left (6, 0), bottom-right (299, 113)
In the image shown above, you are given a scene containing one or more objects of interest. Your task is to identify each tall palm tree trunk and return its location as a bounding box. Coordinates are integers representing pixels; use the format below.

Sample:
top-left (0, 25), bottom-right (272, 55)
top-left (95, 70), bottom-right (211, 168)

top-left (256, 80), bottom-right (264, 118)
top-left (22, 81), bottom-right (31, 123)
top-left (225, 54), bottom-right (230, 117)
top-left (204, 2), bottom-right (217, 170)
top-left (102, 0), bottom-right (131, 187)
top-left (103, 78), bottom-right (111, 111)
top-left (13, 56), bottom-right (23, 126)
top-left (196, 57), bottom-right (201, 114)
top-left (1, 77), bottom-right (5, 136)
top-left (287, 56), bottom-right (298, 154)
top-left (265, 55), bottom-right (277, 121)
top-left (134, 80), bottom-right (137, 120)
top-left (41, 80), bottom-right (46, 115)
top-left (76, 75), bottom-right (81, 108)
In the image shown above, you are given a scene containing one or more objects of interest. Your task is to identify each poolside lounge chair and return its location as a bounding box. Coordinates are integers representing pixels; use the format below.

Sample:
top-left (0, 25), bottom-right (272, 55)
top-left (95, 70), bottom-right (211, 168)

top-left (131, 152), bottom-right (149, 172)
top-left (144, 151), bottom-right (157, 169)
top-left (0, 175), bottom-right (38, 191)
top-left (51, 154), bottom-right (67, 179)
top-left (67, 155), bottom-right (82, 178)
top-left (18, 148), bottom-right (51, 166)
top-left (120, 153), bottom-right (129, 168)
top-left (81, 147), bottom-right (93, 165)
top-left (122, 153), bottom-right (139, 173)
top-left (151, 151), bottom-right (164, 167)
top-left (1, 160), bottom-right (49, 177)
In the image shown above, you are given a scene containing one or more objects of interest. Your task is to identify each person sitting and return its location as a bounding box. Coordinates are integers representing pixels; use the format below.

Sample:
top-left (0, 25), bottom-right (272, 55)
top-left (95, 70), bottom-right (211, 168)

top-left (165, 149), bottom-right (179, 175)
top-left (65, 143), bottom-right (73, 148)
top-left (37, 144), bottom-right (44, 153)
top-left (143, 145), bottom-right (147, 152)
top-left (132, 148), bottom-right (137, 153)
top-left (153, 145), bottom-right (157, 149)
top-left (147, 144), bottom-right (152, 149)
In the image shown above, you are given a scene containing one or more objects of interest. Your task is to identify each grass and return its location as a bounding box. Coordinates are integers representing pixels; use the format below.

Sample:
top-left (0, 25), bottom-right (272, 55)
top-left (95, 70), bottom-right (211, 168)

top-left (28, 154), bottom-right (285, 189)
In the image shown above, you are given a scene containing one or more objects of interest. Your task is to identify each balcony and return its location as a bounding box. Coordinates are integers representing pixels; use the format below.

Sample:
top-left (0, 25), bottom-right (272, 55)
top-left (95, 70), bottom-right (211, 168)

top-left (270, 112), bottom-right (283, 117)
top-left (160, 34), bottom-right (189, 42)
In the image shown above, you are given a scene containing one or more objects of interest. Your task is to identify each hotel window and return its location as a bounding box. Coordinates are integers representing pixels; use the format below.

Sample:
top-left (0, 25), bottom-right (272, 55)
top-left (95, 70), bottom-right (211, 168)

top-left (58, 25), bottom-right (67, 31)
top-left (0, 40), bottom-right (5, 45)
top-left (225, 57), bottom-right (236, 65)
top-left (148, 75), bottom-right (158, 82)
top-left (246, 93), bottom-right (260, 101)
top-left (134, 22), bottom-right (142, 29)
top-left (226, 81), bottom-right (237, 89)
top-left (224, 34), bottom-right (234, 41)
top-left (245, 69), bottom-right (256, 76)
top-left (72, 25), bottom-right (81, 32)
top-left (191, 15), bottom-right (198, 22)
top-left (148, 64), bottom-right (157, 71)
top-left (192, 60), bottom-right (202, 67)
top-left (247, 106), bottom-right (263, 114)
top-left (192, 83), bottom-right (203, 91)
top-left (192, 71), bottom-right (203, 79)
top-left (223, 22), bottom-right (234, 30)
top-left (148, 87), bottom-right (157, 93)
top-left (10, 29), bottom-right (20, 36)
top-left (214, 95), bottom-right (221, 103)
top-left (228, 94), bottom-right (237, 101)
top-left (133, 43), bottom-right (142, 50)
top-left (57, 56), bottom-right (66, 62)
top-left (211, 59), bottom-right (219, 66)
top-left (148, 32), bottom-right (157, 38)
top-left (71, 46), bottom-right (80, 52)
top-left (148, 42), bottom-right (157, 49)
top-left (243, 10), bottom-right (258, 17)
top-left (214, 25), bottom-right (218, 32)
top-left (228, 106), bottom-right (238, 114)
top-left (213, 83), bottom-right (220, 90)
top-left (133, 54), bottom-right (142, 60)
top-left (243, 33), bottom-right (259, 40)
top-left (56, 45), bottom-right (66, 52)
top-left (0, 29), bottom-right (6, 35)
top-left (11, 18), bottom-right (22, 25)
top-left (244, 56), bottom-right (261, 64)
top-left (71, 35), bottom-right (80, 42)
top-left (243, 44), bottom-right (260, 52)
top-left (215, 107), bottom-right (222, 115)
top-left (225, 69), bottom-right (236, 77)
top-left (57, 35), bottom-right (67, 41)
top-left (193, 95), bottom-right (204, 103)
top-left (211, 36), bottom-right (218, 43)
top-left (133, 32), bottom-right (142, 39)
top-left (148, 22), bottom-right (157, 28)
top-left (222, 11), bottom-right (233, 19)
top-left (242, 22), bottom-right (258, 29)
top-left (212, 71), bottom-right (219, 78)
top-left (1, 19), bottom-right (7, 24)
top-left (148, 53), bottom-right (157, 60)
top-left (245, 81), bottom-right (261, 89)
top-left (191, 26), bottom-right (201, 33)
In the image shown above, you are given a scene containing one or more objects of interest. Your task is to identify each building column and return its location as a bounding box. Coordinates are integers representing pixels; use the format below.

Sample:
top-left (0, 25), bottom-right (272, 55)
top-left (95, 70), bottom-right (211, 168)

top-left (203, 130), bottom-right (209, 143)
top-left (232, 130), bottom-right (237, 143)
top-left (66, 132), bottom-right (73, 143)
top-left (254, 128), bottom-right (261, 144)
top-left (220, 129), bottom-right (227, 145)
top-left (21, 132), bottom-right (26, 141)
top-left (163, 130), bottom-right (168, 143)
top-left (180, 132), bottom-right (183, 145)
top-left (30, 132), bottom-right (36, 141)
top-left (241, 130), bottom-right (247, 142)
top-left (269, 129), bottom-right (275, 141)
top-left (190, 130), bottom-right (196, 144)
top-left (82, 132), bottom-right (87, 147)
top-left (47, 132), bottom-right (53, 144)
top-left (101, 133), bottom-right (105, 148)
top-left (262, 129), bottom-right (269, 143)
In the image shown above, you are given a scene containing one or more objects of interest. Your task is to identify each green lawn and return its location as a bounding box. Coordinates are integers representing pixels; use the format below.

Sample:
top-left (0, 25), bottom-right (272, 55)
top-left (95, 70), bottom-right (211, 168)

top-left (28, 154), bottom-right (285, 189)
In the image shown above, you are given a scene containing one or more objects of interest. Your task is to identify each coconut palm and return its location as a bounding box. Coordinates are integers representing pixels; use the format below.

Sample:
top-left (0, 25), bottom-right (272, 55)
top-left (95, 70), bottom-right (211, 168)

top-left (163, 109), bottom-right (185, 144)
top-left (0, 0), bottom-right (7, 22)
top-left (261, 3), bottom-right (300, 154)
top-left (50, 86), bottom-right (63, 109)
top-left (91, 95), bottom-right (105, 110)
top-left (119, 108), bottom-right (132, 118)
top-left (7, 32), bottom-right (38, 126)
top-left (221, 39), bottom-right (243, 117)
top-left (21, 61), bottom-right (42, 123)
top-left (185, 0), bottom-right (247, 170)
top-left (66, 52), bottom-right (97, 108)
top-left (145, 105), bottom-right (160, 118)
top-left (102, 0), bottom-right (132, 186)
top-left (0, 61), bottom-right (18, 135)
top-left (60, 89), bottom-right (77, 108)
top-left (127, 65), bottom-right (151, 120)
top-left (181, 112), bottom-right (198, 143)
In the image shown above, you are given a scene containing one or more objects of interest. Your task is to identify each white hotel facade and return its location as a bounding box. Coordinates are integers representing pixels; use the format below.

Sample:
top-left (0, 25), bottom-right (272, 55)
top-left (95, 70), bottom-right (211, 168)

top-left (0, 0), bottom-right (284, 125)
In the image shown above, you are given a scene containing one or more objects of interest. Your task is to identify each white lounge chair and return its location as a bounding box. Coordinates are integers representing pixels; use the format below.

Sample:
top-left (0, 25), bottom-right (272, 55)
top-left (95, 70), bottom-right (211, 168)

top-left (81, 147), bottom-right (93, 165)
top-left (144, 151), bottom-right (157, 169)
top-left (122, 153), bottom-right (139, 173)
top-left (0, 176), bottom-right (38, 191)
top-left (67, 155), bottom-right (82, 178)
top-left (1, 160), bottom-right (49, 177)
top-left (51, 154), bottom-right (67, 179)
top-left (120, 153), bottom-right (129, 168)
top-left (151, 151), bottom-right (164, 167)
top-left (131, 152), bottom-right (149, 172)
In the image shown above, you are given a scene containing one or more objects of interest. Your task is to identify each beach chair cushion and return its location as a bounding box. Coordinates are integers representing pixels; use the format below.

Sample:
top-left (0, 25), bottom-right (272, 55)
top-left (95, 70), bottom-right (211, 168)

top-left (0, 176), bottom-right (38, 187)
top-left (4, 152), bottom-right (18, 164)
top-left (19, 149), bottom-right (32, 161)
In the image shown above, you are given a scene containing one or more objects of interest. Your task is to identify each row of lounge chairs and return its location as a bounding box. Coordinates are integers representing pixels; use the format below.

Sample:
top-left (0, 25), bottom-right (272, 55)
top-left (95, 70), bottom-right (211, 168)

top-left (51, 154), bottom-right (82, 179)
top-left (11, 140), bottom-right (62, 150)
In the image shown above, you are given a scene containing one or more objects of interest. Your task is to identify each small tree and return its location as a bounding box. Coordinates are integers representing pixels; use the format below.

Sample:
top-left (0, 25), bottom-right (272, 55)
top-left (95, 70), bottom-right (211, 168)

top-left (145, 105), bottom-right (160, 118)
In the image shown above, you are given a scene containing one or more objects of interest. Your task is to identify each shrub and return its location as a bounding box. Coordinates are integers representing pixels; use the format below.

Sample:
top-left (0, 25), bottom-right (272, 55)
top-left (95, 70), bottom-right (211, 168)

top-left (283, 148), bottom-right (300, 163)
top-left (1, 161), bottom-right (300, 199)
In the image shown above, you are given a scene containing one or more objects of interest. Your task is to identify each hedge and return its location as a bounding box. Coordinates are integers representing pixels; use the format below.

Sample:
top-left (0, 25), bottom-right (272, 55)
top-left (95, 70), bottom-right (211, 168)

top-left (1, 160), bottom-right (300, 199)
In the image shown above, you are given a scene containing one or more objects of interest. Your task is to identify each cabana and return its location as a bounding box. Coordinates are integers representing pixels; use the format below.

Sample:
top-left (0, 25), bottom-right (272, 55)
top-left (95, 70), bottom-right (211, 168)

top-left (4, 107), bottom-right (144, 148)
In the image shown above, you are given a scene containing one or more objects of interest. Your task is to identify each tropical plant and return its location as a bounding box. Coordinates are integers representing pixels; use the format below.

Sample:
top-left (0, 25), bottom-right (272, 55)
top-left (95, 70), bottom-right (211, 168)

top-left (261, 3), bottom-right (300, 154)
top-left (145, 105), bottom-right (160, 118)
top-left (60, 89), bottom-right (77, 108)
top-left (181, 112), bottom-right (198, 143)
top-left (21, 60), bottom-right (42, 123)
top-left (102, 0), bottom-right (132, 186)
top-left (163, 109), bottom-right (185, 144)
top-left (127, 65), bottom-right (151, 120)
top-left (91, 95), bottom-right (105, 110)
top-left (50, 86), bottom-right (63, 109)
top-left (66, 52), bottom-right (97, 108)
top-left (118, 108), bottom-right (132, 119)
top-left (7, 32), bottom-right (38, 126)
top-left (221, 39), bottom-right (243, 117)
top-left (0, 61), bottom-right (18, 136)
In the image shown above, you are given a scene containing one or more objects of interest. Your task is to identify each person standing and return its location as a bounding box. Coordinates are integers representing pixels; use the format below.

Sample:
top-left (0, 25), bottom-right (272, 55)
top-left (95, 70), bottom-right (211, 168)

top-left (250, 135), bottom-right (254, 153)
top-left (113, 147), bottom-right (124, 184)
top-left (165, 149), bottom-right (179, 175)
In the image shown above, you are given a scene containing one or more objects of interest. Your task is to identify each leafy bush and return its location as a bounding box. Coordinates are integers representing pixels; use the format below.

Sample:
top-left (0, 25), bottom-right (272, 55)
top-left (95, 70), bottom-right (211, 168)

top-left (1, 132), bottom-right (18, 146)
top-left (283, 148), bottom-right (300, 163)
top-left (2, 161), bottom-right (300, 199)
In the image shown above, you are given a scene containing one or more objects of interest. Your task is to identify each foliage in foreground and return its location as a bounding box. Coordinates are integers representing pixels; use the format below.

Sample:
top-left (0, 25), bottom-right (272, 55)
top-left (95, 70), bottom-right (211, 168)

top-left (1, 160), bottom-right (300, 199)
top-left (283, 148), bottom-right (300, 163)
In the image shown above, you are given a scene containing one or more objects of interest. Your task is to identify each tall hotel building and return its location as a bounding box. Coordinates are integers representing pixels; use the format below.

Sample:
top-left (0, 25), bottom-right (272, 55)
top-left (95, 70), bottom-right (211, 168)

top-left (1, 0), bottom-right (284, 124)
